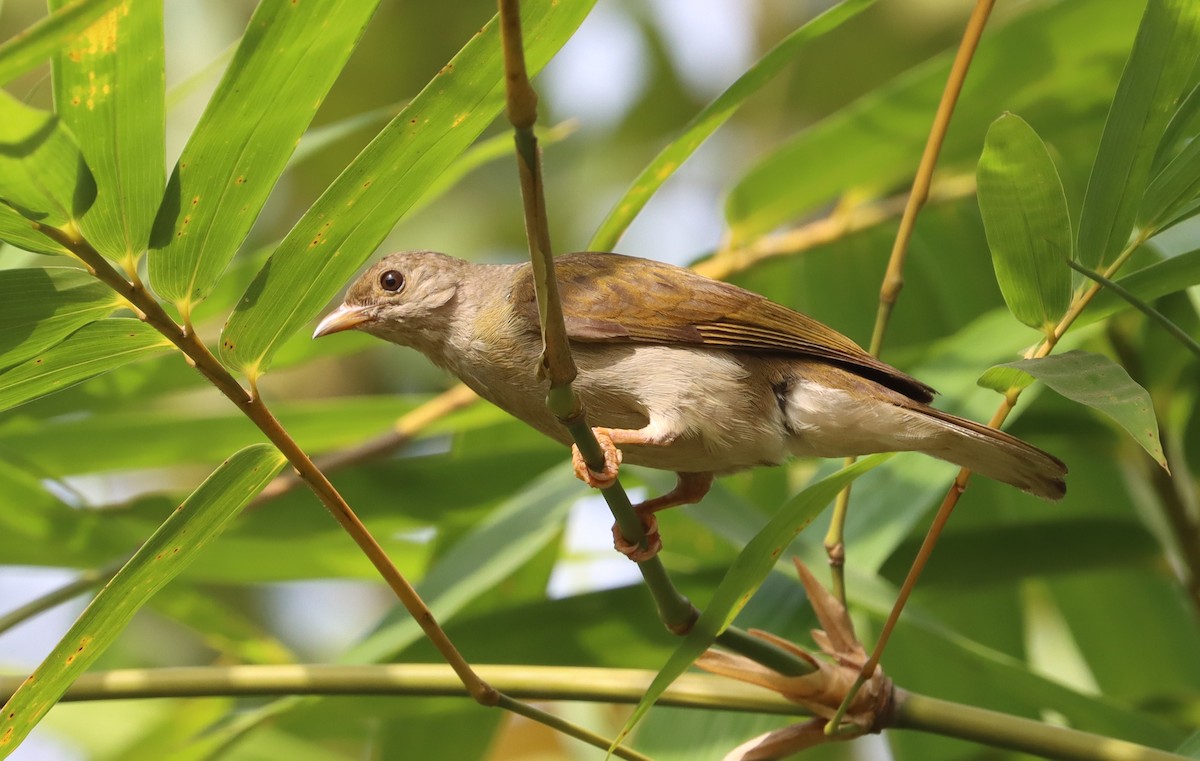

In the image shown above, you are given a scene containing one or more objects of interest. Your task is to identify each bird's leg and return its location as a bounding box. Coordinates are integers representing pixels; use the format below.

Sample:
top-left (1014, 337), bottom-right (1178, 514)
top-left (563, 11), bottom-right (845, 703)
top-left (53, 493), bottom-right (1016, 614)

top-left (570, 425), bottom-right (712, 562)
top-left (610, 470), bottom-right (714, 561)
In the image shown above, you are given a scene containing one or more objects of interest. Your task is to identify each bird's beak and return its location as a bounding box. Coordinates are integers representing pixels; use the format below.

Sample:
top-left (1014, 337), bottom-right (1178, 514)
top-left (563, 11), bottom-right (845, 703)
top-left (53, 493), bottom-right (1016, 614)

top-left (313, 303), bottom-right (369, 338)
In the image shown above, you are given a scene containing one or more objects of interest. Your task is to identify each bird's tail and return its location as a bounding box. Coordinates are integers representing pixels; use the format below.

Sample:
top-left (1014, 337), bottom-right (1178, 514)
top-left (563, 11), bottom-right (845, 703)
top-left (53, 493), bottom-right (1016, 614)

top-left (911, 405), bottom-right (1066, 501)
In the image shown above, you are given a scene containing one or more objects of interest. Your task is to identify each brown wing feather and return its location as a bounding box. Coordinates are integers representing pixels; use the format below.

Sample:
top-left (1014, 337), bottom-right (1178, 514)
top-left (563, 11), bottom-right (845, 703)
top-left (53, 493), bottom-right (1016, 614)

top-left (512, 252), bottom-right (935, 402)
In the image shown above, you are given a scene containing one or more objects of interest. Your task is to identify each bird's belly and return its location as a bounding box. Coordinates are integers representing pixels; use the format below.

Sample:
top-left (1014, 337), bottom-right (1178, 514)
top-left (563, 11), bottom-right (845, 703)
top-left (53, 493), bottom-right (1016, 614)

top-left (453, 343), bottom-right (793, 474)
top-left (576, 346), bottom-right (791, 474)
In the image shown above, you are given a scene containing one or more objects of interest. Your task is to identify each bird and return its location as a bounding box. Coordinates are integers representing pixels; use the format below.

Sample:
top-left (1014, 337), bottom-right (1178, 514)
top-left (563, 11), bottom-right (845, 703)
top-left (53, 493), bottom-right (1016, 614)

top-left (314, 250), bottom-right (1066, 560)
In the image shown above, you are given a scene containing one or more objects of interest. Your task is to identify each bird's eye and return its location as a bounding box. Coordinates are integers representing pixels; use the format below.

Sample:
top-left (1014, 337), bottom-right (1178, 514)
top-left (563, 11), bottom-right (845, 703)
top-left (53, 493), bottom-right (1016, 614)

top-left (379, 270), bottom-right (405, 292)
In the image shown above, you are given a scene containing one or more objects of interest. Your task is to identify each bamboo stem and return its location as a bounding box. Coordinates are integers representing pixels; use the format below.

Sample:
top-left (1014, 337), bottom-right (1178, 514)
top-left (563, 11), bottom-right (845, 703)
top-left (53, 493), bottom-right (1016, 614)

top-left (826, 0), bottom-right (996, 606)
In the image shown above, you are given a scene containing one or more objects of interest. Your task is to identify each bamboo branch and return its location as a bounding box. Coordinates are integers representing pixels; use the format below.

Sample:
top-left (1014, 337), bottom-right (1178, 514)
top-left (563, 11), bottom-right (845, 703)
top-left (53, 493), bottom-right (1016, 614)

top-left (0, 665), bottom-right (1187, 761)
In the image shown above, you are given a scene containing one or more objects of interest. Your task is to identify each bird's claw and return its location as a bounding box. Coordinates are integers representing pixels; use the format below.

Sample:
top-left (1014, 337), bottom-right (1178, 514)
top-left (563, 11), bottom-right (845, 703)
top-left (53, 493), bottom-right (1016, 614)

top-left (612, 512), bottom-right (662, 562)
top-left (571, 427), bottom-right (622, 489)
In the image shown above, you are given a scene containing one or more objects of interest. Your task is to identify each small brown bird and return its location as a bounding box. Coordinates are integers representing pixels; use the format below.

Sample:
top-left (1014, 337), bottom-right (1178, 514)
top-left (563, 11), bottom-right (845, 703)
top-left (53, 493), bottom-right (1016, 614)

top-left (314, 251), bottom-right (1066, 559)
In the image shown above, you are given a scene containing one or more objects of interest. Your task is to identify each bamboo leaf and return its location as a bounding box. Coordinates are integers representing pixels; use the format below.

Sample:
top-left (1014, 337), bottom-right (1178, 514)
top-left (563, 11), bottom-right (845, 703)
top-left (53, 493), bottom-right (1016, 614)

top-left (0, 91), bottom-right (95, 228)
top-left (616, 455), bottom-right (890, 743)
top-left (982, 351), bottom-right (1166, 469)
top-left (977, 113), bottom-right (1072, 334)
top-left (345, 466), bottom-right (579, 664)
top-left (0, 319), bottom-right (173, 412)
top-left (1075, 0), bottom-right (1200, 268)
top-left (50, 0), bottom-right (165, 264)
top-left (0, 444), bottom-right (286, 757)
top-left (725, 0), bottom-right (1142, 242)
top-left (0, 267), bottom-right (120, 371)
top-left (0, 204), bottom-right (69, 256)
top-left (588, 0), bottom-right (875, 251)
top-left (218, 0), bottom-right (596, 381)
top-left (1154, 81), bottom-right (1200, 172)
top-left (146, 0), bottom-right (382, 315)
top-left (0, 0), bottom-right (122, 86)
top-left (1140, 125), bottom-right (1200, 233)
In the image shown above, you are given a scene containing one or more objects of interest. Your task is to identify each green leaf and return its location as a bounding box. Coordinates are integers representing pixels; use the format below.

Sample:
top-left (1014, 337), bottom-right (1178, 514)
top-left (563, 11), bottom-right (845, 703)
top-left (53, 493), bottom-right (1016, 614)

top-left (725, 0), bottom-right (1143, 241)
top-left (1154, 81), bottom-right (1200, 171)
top-left (1075, 0), bottom-right (1200, 268)
top-left (344, 466), bottom-right (580, 664)
top-left (616, 455), bottom-right (890, 743)
top-left (977, 113), bottom-right (1072, 334)
top-left (982, 351), bottom-right (1166, 469)
top-left (50, 0), bottom-right (164, 264)
top-left (0, 394), bottom-right (495, 476)
top-left (976, 364), bottom-right (1037, 395)
top-left (0, 0), bottom-right (123, 86)
top-left (0, 444), bottom-right (286, 758)
top-left (179, 465), bottom-right (579, 750)
top-left (0, 319), bottom-right (173, 412)
top-left (146, 0), bottom-right (382, 314)
top-left (0, 90), bottom-right (95, 228)
top-left (219, 0), bottom-right (597, 380)
top-left (1140, 124), bottom-right (1200, 233)
top-left (410, 120), bottom-right (578, 218)
top-left (587, 0), bottom-right (875, 251)
top-left (0, 204), bottom-right (69, 256)
top-left (0, 267), bottom-right (119, 371)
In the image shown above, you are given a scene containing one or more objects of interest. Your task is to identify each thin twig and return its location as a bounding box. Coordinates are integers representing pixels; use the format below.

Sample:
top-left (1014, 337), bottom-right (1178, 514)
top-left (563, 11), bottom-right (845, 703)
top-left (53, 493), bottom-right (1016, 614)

top-left (0, 562), bottom-right (121, 637)
top-left (696, 175), bottom-right (976, 282)
top-left (826, 0), bottom-right (995, 607)
top-left (830, 235), bottom-right (1150, 727)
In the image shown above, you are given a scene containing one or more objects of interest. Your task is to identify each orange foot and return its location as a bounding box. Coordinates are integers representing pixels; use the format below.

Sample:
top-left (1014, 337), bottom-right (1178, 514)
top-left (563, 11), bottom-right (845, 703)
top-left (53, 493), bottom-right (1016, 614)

top-left (571, 427), bottom-right (621, 489)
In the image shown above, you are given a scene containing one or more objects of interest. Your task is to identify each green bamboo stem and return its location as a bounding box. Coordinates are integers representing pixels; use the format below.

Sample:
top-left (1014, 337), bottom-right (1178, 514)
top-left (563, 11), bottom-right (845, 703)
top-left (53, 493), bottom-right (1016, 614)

top-left (2, 665), bottom-right (1186, 761)
top-left (893, 690), bottom-right (1189, 761)
top-left (496, 0), bottom-right (816, 679)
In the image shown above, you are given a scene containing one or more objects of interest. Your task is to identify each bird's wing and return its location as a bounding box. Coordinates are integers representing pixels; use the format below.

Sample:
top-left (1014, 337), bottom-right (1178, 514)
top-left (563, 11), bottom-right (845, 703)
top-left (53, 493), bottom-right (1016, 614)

top-left (511, 252), bottom-right (935, 402)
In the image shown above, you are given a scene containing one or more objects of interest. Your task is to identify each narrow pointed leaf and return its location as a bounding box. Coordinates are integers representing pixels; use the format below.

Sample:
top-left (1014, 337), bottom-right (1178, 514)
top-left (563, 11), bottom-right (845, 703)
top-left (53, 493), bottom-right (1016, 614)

top-left (1140, 126), bottom-right (1200, 233)
top-left (0, 0), bottom-right (122, 86)
top-left (977, 365), bottom-right (1036, 395)
top-left (977, 113), bottom-right (1072, 333)
top-left (0, 204), bottom-right (69, 256)
top-left (725, 0), bottom-right (1142, 241)
top-left (219, 0), bottom-right (596, 380)
top-left (0, 444), bottom-right (287, 757)
top-left (0, 319), bottom-right (173, 412)
top-left (177, 466), bottom-right (580, 748)
top-left (616, 455), bottom-right (890, 743)
top-left (50, 0), bottom-right (165, 264)
top-left (147, 0), bottom-right (382, 313)
top-left (0, 267), bottom-right (120, 370)
top-left (1154, 81), bottom-right (1200, 172)
top-left (984, 351), bottom-right (1166, 468)
top-left (1075, 0), bottom-right (1200, 268)
top-left (588, 0), bottom-right (875, 251)
top-left (346, 466), bottom-right (579, 664)
top-left (0, 91), bottom-right (95, 228)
